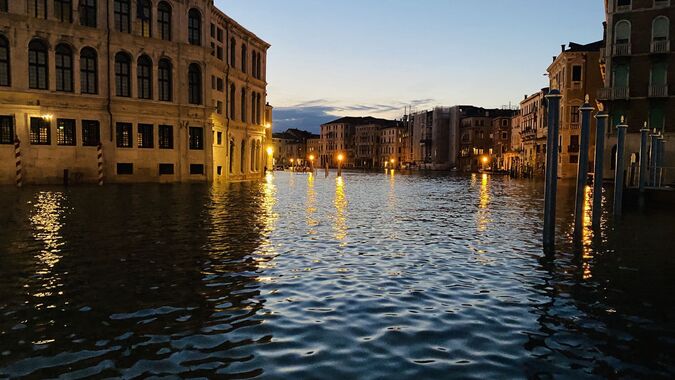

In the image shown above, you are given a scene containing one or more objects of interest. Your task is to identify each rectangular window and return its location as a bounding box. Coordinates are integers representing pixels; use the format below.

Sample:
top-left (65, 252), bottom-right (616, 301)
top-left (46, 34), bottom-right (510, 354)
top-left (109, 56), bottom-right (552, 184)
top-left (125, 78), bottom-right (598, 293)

top-left (137, 123), bottom-right (153, 148)
top-left (57, 118), bottom-right (76, 146)
top-left (117, 163), bottom-right (133, 175)
top-left (190, 164), bottom-right (204, 175)
top-left (217, 28), bottom-right (223, 42)
top-left (217, 131), bottom-right (222, 145)
top-left (211, 75), bottom-right (216, 89)
top-left (217, 47), bottom-right (223, 60)
top-left (159, 163), bottom-right (174, 175)
top-left (216, 100), bottom-right (223, 114)
top-left (570, 155), bottom-right (579, 164)
top-left (138, 1), bottom-right (151, 37)
top-left (116, 122), bottom-right (132, 148)
top-left (82, 120), bottom-right (100, 146)
top-left (0, 115), bottom-right (13, 144)
top-left (210, 23), bottom-right (216, 38)
top-left (0, 37), bottom-right (9, 86)
top-left (216, 77), bottom-right (224, 91)
top-left (30, 0), bottom-right (48, 19)
top-left (30, 117), bottom-right (50, 145)
top-left (570, 106), bottom-right (580, 123)
top-left (54, 0), bottom-right (72, 23)
top-left (572, 65), bottom-right (582, 82)
top-left (0, 0), bottom-right (7, 12)
top-left (217, 166), bottom-right (222, 175)
top-left (114, 0), bottom-right (131, 33)
top-left (189, 127), bottom-right (203, 150)
top-left (158, 124), bottom-right (173, 149)
top-left (79, 0), bottom-right (97, 27)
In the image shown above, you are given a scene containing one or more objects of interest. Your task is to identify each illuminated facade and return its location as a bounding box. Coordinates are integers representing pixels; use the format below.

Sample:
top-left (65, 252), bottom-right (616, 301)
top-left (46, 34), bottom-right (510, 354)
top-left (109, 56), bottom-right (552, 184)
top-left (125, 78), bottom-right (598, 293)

top-left (0, 0), bottom-right (269, 184)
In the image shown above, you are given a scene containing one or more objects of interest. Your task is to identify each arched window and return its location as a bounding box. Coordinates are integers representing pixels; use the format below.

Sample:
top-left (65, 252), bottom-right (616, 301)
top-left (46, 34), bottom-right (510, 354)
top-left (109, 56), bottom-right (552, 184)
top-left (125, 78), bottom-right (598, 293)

top-left (54, 0), bottom-right (72, 23)
top-left (652, 16), bottom-right (669, 42)
top-left (188, 63), bottom-right (202, 104)
top-left (252, 51), bottom-right (257, 78)
top-left (240, 140), bottom-right (246, 173)
top-left (158, 58), bottom-right (172, 101)
top-left (241, 88), bottom-right (247, 122)
top-left (241, 44), bottom-right (247, 73)
top-left (257, 93), bottom-right (262, 124)
top-left (256, 53), bottom-right (262, 79)
top-left (137, 55), bottom-right (152, 99)
top-left (138, 0), bottom-right (151, 37)
top-left (55, 44), bottom-right (73, 92)
top-left (230, 38), bottom-right (236, 67)
top-left (114, 0), bottom-right (131, 33)
top-left (80, 47), bottom-right (97, 94)
top-left (250, 140), bottom-right (256, 171)
top-left (615, 20), bottom-right (631, 44)
top-left (28, 39), bottom-right (48, 90)
top-left (79, 0), bottom-right (97, 27)
top-left (114, 52), bottom-right (131, 97)
top-left (157, 1), bottom-right (172, 41)
top-left (251, 92), bottom-right (256, 124)
top-left (188, 8), bottom-right (201, 46)
top-left (229, 83), bottom-right (236, 119)
top-left (229, 139), bottom-right (235, 174)
top-left (0, 35), bottom-right (9, 87)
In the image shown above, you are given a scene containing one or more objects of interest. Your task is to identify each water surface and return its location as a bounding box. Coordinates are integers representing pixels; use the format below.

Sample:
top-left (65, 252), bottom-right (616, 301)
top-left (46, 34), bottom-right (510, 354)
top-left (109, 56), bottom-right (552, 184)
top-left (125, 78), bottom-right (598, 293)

top-left (0, 172), bottom-right (673, 379)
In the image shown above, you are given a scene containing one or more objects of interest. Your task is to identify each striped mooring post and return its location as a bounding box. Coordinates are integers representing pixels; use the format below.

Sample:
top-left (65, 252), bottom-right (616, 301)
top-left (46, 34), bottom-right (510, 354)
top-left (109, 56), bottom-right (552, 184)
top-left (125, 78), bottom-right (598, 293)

top-left (97, 143), bottom-right (104, 186)
top-left (14, 136), bottom-right (22, 188)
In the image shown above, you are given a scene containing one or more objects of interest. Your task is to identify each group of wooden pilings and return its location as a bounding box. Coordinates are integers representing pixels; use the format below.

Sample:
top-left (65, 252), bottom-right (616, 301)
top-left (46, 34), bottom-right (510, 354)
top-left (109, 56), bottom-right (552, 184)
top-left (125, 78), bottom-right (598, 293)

top-left (13, 136), bottom-right (104, 187)
top-left (543, 90), bottom-right (667, 248)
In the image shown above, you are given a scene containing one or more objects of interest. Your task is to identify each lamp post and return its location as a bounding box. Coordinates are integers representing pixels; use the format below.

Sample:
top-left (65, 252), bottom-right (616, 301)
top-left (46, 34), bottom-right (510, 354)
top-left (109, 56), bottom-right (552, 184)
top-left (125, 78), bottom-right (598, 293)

top-left (337, 153), bottom-right (344, 177)
top-left (481, 156), bottom-right (489, 171)
top-left (309, 154), bottom-right (315, 173)
top-left (290, 158), bottom-right (295, 172)
top-left (266, 146), bottom-right (274, 172)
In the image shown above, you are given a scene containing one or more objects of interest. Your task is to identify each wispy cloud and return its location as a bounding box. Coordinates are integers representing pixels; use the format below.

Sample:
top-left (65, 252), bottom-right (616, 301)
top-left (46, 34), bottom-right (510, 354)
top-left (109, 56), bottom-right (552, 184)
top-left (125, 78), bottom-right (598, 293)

top-left (272, 98), bottom-right (436, 133)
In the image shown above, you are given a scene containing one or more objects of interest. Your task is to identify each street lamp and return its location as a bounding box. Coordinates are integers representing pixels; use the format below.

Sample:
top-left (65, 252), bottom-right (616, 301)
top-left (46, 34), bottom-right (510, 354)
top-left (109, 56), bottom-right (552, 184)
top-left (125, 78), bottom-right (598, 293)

top-left (308, 154), bottom-right (315, 172)
top-left (337, 153), bottom-right (344, 177)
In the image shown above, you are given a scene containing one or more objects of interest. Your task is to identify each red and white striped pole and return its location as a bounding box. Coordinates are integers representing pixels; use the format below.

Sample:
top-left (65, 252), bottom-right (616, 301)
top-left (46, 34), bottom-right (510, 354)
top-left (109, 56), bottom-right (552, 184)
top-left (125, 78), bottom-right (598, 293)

top-left (97, 142), bottom-right (104, 186)
top-left (14, 135), bottom-right (22, 188)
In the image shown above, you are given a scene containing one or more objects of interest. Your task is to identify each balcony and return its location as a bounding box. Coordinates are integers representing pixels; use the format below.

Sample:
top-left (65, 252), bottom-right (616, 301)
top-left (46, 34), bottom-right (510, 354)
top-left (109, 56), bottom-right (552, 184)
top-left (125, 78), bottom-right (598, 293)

top-left (597, 87), bottom-right (630, 100)
top-left (651, 40), bottom-right (670, 54)
top-left (649, 85), bottom-right (668, 97)
top-left (613, 43), bottom-right (631, 56)
top-left (568, 122), bottom-right (580, 130)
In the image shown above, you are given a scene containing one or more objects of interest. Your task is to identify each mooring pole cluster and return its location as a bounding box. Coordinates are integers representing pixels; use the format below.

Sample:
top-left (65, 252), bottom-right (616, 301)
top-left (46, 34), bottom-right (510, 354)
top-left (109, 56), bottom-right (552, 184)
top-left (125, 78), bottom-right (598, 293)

top-left (543, 89), bottom-right (561, 248)
top-left (592, 112), bottom-right (607, 229)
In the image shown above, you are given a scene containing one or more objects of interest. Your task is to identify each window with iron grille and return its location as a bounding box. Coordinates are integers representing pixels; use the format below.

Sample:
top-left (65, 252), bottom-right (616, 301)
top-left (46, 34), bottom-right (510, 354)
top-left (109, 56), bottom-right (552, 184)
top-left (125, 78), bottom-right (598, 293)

top-left (157, 2), bottom-right (171, 40)
top-left (55, 44), bottom-right (73, 92)
top-left (137, 123), bottom-right (153, 148)
top-left (116, 122), bottom-right (132, 148)
top-left (190, 164), bottom-right (204, 175)
top-left (114, 0), bottom-right (131, 33)
top-left (159, 125), bottom-right (173, 149)
top-left (0, 35), bottom-right (9, 86)
top-left (82, 120), bottom-right (100, 146)
top-left (159, 163), bottom-right (174, 175)
top-left (137, 55), bottom-right (152, 99)
top-left (28, 39), bottom-right (48, 90)
top-left (80, 48), bottom-right (97, 94)
top-left (54, 0), bottom-right (72, 22)
top-left (30, 117), bottom-right (50, 145)
top-left (117, 163), bottom-right (133, 174)
top-left (188, 9), bottom-right (201, 45)
top-left (57, 119), bottom-right (76, 146)
top-left (115, 53), bottom-right (131, 97)
top-left (79, 0), bottom-right (96, 27)
top-left (0, 115), bottom-right (13, 144)
top-left (570, 106), bottom-right (580, 123)
top-left (189, 127), bottom-right (203, 150)
top-left (158, 59), bottom-right (172, 101)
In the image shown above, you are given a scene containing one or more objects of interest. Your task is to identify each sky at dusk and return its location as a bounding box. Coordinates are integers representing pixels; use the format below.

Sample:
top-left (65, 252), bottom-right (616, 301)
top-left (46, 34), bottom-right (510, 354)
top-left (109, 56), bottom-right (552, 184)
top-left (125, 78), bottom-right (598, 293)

top-left (217, 1), bottom-right (605, 133)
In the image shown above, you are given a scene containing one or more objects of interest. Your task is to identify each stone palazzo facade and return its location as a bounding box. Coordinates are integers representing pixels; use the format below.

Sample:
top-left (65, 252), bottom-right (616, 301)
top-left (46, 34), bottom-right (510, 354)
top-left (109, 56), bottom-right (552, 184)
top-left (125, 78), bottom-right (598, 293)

top-left (0, 0), bottom-right (270, 184)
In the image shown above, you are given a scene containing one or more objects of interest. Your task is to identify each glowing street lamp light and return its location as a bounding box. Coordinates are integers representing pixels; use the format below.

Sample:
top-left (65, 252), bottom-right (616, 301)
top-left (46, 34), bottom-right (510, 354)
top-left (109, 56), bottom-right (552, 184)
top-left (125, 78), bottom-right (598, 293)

top-left (482, 156), bottom-right (489, 164)
top-left (266, 146), bottom-right (273, 156)
top-left (337, 153), bottom-right (344, 177)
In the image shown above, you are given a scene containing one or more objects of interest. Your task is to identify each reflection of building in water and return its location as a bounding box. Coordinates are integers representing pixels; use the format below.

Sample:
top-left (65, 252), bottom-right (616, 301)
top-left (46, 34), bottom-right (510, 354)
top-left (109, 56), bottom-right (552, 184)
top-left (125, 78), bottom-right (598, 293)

top-left (334, 177), bottom-right (348, 243)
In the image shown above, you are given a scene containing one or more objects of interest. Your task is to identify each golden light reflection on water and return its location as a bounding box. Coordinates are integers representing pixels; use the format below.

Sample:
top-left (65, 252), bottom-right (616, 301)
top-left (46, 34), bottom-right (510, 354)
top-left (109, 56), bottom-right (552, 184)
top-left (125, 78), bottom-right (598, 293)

top-left (306, 173), bottom-right (318, 234)
top-left (582, 185), bottom-right (593, 280)
top-left (477, 173), bottom-right (491, 232)
top-left (334, 176), bottom-right (348, 244)
top-left (29, 192), bottom-right (66, 298)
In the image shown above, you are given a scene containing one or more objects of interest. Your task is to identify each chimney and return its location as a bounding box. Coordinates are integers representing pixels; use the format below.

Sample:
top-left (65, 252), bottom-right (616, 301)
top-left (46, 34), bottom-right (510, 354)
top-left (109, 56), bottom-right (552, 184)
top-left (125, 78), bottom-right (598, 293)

top-left (524, 94), bottom-right (528, 100)
top-left (561, 44), bottom-right (566, 52)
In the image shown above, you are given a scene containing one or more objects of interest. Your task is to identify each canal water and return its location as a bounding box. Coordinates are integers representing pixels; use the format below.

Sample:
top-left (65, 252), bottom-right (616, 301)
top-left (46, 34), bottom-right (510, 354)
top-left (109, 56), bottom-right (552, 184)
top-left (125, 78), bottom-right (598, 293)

top-left (0, 171), bottom-right (673, 379)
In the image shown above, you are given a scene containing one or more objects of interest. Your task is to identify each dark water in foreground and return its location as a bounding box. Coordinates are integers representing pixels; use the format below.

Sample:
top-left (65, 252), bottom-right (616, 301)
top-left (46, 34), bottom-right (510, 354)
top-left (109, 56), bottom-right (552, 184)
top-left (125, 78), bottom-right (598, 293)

top-left (0, 171), bottom-right (673, 379)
